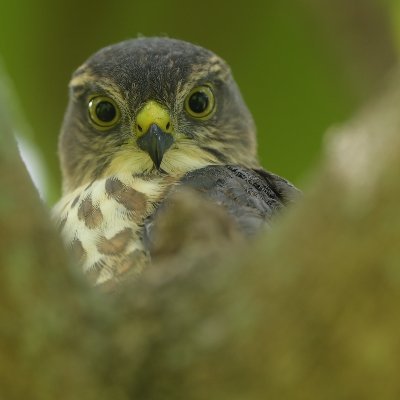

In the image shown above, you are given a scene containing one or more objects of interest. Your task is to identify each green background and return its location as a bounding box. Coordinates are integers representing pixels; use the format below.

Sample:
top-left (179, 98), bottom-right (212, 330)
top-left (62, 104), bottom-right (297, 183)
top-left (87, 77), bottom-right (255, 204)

top-left (0, 0), bottom-right (399, 203)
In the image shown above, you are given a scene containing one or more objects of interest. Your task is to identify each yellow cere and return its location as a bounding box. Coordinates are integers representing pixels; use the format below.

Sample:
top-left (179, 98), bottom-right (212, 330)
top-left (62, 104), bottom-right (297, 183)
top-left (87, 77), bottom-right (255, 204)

top-left (136, 101), bottom-right (173, 136)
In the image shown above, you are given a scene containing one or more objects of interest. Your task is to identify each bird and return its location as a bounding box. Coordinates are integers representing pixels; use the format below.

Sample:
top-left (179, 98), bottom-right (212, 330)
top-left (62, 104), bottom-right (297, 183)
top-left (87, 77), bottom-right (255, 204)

top-left (52, 37), bottom-right (300, 288)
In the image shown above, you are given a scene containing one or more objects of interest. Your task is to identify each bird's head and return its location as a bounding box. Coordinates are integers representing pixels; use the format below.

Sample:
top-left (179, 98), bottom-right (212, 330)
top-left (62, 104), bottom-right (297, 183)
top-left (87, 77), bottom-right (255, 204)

top-left (59, 37), bottom-right (258, 192)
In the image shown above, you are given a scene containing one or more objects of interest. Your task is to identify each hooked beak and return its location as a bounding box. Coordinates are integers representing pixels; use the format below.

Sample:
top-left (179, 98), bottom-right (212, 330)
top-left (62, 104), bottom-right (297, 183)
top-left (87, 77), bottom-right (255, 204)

top-left (137, 123), bottom-right (174, 169)
top-left (135, 100), bottom-right (174, 170)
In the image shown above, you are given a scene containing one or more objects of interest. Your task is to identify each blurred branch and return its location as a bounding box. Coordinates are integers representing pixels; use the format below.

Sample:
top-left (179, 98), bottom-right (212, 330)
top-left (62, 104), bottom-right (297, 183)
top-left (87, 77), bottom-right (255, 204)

top-left (1, 65), bottom-right (400, 399)
top-left (0, 65), bottom-right (115, 400)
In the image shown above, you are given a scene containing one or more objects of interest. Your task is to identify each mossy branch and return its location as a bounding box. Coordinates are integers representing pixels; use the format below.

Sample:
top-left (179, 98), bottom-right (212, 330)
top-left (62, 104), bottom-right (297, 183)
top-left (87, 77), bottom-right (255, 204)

top-left (1, 68), bottom-right (400, 399)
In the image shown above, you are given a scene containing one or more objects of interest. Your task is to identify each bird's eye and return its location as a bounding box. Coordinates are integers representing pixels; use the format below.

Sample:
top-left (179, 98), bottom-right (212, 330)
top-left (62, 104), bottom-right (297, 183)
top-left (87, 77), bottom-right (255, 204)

top-left (88, 96), bottom-right (120, 129)
top-left (184, 86), bottom-right (215, 119)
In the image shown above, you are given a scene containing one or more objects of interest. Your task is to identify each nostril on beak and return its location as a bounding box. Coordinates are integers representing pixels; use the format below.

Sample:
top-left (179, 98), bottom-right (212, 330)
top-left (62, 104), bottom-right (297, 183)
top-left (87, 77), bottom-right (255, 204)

top-left (166, 122), bottom-right (170, 130)
top-left (137, 124), bottom-right (143, 133)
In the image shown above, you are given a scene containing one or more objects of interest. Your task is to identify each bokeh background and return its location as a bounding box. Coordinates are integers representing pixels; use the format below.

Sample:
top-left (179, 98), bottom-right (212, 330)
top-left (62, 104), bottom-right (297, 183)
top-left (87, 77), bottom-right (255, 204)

top-left (1, 0), bottom-right (399, 203)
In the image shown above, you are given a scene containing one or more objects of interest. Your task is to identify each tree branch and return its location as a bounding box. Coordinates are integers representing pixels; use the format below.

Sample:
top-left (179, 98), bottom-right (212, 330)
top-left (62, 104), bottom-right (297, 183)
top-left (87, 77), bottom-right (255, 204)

top-left (1, 68), bottom-right (400, 399)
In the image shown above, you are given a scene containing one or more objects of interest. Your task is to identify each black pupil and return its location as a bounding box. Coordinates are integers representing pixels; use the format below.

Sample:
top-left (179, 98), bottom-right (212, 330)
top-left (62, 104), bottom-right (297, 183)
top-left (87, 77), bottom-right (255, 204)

top-left (188, 91), bottom-right (209, 114)
top-left (96, 101), bottom-right (116, 122)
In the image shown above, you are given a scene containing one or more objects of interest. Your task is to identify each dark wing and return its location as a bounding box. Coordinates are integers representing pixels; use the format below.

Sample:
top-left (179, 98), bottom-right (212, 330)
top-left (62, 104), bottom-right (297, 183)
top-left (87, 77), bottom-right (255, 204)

top-left (175, 165), bottom-right (301, 235)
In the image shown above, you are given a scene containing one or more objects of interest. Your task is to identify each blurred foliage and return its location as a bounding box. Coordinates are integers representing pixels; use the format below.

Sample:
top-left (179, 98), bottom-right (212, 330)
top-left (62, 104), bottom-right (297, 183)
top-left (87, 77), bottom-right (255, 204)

top-left (0, 0), bottom-right (398, 203)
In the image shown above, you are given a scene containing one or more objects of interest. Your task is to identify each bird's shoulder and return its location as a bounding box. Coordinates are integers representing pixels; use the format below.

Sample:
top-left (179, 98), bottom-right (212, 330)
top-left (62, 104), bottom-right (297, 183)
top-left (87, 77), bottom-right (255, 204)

top-left (176, 164), bottom-right (301, 234)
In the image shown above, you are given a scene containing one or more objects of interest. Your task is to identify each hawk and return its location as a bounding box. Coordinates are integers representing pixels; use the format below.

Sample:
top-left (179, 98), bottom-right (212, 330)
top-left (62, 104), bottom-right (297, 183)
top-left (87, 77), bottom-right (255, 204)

top-left (52, 37), bottom-right (299, 287)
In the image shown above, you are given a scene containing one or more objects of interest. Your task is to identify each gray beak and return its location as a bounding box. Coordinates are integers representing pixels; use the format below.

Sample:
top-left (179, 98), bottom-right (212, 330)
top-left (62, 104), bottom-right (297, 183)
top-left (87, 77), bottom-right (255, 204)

top-left (137, 124), bottom-right (174, 169)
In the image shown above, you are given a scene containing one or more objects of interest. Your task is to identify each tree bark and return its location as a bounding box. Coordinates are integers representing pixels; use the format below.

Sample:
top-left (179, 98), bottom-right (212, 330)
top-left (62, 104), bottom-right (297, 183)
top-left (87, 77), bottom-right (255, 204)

top-left (1, 68), bottom-right (400, 399)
